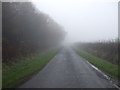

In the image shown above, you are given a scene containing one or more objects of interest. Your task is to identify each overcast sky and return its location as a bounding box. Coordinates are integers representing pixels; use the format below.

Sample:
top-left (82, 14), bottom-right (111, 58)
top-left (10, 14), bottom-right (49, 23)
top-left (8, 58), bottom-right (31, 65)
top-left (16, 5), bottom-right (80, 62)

top-left (31, 0), bottom-right (118, 43)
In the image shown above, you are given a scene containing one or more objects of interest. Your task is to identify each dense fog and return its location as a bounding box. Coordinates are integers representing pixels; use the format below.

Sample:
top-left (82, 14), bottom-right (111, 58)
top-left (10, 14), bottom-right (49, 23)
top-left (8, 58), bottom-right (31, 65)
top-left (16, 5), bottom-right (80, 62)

top-left (31, 0), bottom-right (118, 43)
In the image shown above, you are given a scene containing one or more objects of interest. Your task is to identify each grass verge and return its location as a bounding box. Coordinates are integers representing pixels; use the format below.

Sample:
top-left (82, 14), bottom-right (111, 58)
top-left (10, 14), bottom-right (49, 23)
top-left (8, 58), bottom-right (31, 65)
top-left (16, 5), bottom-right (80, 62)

top-left (74, 48), bottom-right (120, 80)
top-left (2, 48), bottom-right (59, 88)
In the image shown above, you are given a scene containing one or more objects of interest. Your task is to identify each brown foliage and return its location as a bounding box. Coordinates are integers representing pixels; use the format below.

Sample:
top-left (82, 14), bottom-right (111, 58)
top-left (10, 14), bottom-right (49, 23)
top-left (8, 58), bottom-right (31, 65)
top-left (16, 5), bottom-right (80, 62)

top-left (75, 39), bottom-right (119, 65)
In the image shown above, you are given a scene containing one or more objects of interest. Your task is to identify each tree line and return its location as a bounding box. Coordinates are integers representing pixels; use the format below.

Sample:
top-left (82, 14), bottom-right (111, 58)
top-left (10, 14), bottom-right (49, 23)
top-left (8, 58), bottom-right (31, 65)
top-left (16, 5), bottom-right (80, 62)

top-left (2, 2), bottom-right (66, 62)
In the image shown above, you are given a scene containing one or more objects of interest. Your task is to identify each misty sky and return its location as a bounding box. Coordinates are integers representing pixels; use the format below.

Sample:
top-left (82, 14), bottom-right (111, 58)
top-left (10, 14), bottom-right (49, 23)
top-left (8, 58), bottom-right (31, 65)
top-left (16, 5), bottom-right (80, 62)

top-left (31, 0), bottom-right (118, 43)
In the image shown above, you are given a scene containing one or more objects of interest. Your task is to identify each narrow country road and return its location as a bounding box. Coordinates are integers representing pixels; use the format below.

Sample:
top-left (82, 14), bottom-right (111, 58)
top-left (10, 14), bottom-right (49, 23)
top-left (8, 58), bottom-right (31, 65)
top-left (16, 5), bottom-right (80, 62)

top-left (20, 47), bottom-right (115, 88)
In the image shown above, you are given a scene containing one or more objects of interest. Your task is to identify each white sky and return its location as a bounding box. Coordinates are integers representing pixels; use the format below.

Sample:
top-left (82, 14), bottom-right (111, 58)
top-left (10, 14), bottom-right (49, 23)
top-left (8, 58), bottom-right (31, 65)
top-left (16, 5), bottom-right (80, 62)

top-left (31, 0), bottom-right (119, 43)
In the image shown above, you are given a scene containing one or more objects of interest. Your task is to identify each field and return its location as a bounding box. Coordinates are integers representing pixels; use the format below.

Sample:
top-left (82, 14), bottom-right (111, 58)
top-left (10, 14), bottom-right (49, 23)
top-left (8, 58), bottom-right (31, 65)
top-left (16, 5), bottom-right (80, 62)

top-left (2, 48), bottom-right (59, 88)
top-left (74, 39), bottom-right (119, 65)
